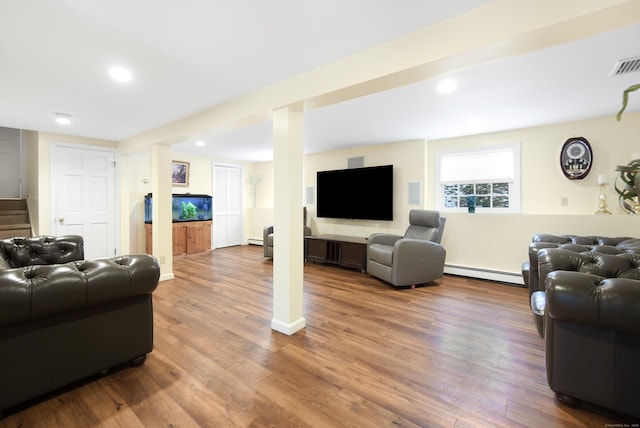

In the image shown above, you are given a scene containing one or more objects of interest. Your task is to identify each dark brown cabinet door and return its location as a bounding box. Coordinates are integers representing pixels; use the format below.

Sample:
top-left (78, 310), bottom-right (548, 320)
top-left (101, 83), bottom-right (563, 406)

top-left (339, 242), bottom-right (367, 270)
top-left (306, 239), bottom-right (328, 261)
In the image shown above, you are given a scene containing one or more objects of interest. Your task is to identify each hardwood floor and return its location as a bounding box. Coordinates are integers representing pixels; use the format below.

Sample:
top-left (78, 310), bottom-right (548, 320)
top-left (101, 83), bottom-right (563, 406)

top-left (0, 245), bottom-right (628, 427)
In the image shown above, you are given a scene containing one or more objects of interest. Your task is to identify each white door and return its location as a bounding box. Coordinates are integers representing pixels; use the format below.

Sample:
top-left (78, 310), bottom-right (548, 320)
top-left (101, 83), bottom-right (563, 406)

top-left (52, 144), bottom-right (117, 260)
top-left (0, 127), bottom-right (22, 198)
top-left (214, 164), bottom-right (242, 248)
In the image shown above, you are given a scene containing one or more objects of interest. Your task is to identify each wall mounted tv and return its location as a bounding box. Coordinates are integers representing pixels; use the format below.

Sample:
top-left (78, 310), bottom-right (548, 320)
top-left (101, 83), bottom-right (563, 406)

top-left (316, 165), bottom-right (393, 221)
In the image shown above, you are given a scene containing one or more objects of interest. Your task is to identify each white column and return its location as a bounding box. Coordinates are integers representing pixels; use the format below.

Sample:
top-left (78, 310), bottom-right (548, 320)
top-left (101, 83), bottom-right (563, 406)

top-left (151, 143), bottom-right (174, 281)
top-left (271, 104), bottom-right (305, 335)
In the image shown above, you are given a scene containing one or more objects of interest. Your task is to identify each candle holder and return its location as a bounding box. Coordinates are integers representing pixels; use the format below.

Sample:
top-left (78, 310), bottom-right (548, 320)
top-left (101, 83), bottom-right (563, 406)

top-left (595, 182), bottom-right (612, 215)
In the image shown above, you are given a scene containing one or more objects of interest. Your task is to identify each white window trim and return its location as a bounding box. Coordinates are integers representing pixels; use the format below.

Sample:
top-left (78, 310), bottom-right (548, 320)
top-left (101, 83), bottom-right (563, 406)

top-left (435, 142), bottom-right (521, 213)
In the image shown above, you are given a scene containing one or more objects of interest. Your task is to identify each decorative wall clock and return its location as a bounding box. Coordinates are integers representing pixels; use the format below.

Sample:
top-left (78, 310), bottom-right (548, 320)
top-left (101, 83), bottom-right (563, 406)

top-left (560, 137), bottom-right (592, 180)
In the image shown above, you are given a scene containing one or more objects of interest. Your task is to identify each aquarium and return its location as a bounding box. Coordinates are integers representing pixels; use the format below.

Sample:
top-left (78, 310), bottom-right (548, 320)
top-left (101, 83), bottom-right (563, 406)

top-left (144, 193), bottom-right (212, 223)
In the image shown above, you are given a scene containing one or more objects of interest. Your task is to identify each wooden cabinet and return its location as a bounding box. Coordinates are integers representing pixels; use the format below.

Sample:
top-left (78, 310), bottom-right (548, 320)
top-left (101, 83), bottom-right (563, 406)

top-left (184, 221), bottom-right (211, 253)
top-left (305, 234), bottom-right (368, 272)
top-left (145, 221), bottom-right (212, 255)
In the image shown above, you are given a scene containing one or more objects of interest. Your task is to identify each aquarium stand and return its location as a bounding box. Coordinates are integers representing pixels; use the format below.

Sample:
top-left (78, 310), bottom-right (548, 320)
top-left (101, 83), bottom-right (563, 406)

top-left (145, 220), bottom-right (212, 255)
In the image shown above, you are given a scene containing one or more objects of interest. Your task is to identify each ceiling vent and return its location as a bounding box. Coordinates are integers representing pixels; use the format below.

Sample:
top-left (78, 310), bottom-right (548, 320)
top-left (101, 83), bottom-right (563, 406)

top-left (609, 55), bottom-right (640, 77)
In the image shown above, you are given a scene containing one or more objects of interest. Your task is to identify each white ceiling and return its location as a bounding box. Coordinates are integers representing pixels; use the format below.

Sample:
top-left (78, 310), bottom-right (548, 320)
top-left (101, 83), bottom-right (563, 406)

top-left (1, 1), bottom-right (639, 162)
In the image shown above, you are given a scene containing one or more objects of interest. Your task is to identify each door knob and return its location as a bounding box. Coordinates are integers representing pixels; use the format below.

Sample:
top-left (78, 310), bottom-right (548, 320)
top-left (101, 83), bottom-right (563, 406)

top-left (57, 218), bottom-right (64, 224)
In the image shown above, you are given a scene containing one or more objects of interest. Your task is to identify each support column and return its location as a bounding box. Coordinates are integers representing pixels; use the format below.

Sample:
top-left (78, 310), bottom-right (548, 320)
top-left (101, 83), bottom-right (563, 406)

top-left (271, 104), bottom-right (305, 335)
top-left (151, 143), bottom-right (174, 281)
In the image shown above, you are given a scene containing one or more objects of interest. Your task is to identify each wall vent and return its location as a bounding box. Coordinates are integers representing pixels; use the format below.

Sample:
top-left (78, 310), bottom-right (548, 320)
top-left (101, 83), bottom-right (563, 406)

top-left (609, 55), bottom-right (640, 77)
top-left (347, 156), bottom-right (364, 168)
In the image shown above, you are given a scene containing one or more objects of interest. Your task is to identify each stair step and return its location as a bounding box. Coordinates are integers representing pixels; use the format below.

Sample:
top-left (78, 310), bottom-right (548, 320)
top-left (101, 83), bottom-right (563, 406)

top-left (0, 231), bottom-right (31, 239)
top-left (0, 199), bottom-right (31, 238)
top-left (0, 210), bottom-right (28, 215)
top-left (0, 212), bottom-right (30, 225)
top-left (0, 225), bottom-right (31, 239)
top-left (0, 223), bottom-right (31, 230)
top-left (0, 199), bottom-right (28, 211)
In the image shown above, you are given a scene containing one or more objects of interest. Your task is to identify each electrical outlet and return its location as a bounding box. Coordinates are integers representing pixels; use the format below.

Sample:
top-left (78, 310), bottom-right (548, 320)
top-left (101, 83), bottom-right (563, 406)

top-left (560, 197), bottom-right (569, 207)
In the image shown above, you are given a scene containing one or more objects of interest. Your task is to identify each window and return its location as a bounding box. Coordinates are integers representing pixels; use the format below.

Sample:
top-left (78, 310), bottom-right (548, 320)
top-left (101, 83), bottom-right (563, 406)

top-left (435, 143), bottom-right (521, 213)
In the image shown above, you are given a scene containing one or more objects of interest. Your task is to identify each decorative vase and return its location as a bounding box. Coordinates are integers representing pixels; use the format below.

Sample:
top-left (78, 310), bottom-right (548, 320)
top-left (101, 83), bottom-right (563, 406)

top-left (467, 196), bottom-right (476, 213)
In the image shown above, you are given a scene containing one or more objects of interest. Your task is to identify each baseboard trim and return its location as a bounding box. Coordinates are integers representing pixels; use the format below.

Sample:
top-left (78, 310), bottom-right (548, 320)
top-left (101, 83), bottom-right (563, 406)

top-left (248, 238), bottom-right (263, 246)
top-left (271, 317), bottom-right (306, 335)
top-left (444, 264), bottom-right (524, 286)
top-left (159, 273), bottom-right (175, 282)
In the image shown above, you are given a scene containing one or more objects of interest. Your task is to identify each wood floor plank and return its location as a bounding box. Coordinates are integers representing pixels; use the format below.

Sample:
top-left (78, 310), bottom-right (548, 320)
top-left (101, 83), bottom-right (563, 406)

top-left (0, 244), bottom-right (628, 427)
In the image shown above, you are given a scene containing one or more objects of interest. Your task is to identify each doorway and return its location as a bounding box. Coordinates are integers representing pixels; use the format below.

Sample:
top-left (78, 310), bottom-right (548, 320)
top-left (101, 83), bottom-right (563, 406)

top-left (213, 163), bottom-right (242, 248)
top-left (51, 143), bottom-right (117, 259)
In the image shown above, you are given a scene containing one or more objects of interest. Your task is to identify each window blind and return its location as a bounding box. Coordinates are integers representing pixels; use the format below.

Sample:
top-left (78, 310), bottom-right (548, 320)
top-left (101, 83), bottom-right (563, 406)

top-left (439, 148), bottom-right (514, 183)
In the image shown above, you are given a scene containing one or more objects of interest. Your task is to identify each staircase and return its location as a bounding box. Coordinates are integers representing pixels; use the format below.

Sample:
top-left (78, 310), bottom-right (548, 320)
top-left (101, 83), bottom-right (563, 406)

top-left (0, 199), bottom-right (32, 239)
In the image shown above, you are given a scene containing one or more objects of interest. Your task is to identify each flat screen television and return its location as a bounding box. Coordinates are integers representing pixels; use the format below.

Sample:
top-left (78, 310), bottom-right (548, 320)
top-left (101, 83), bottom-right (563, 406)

top-left (316, 165), bottom-right (393, 221)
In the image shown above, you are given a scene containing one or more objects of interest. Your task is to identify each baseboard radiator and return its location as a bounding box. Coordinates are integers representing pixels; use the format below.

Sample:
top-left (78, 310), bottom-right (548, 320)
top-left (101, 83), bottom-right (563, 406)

top-left (241, 242), bottom-right (522, 285)
top-left (444, 264), bottom-right (524, 286)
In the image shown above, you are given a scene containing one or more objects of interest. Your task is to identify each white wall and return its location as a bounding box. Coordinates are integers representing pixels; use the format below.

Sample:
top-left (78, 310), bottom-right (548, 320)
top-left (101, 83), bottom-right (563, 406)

top-left (427, 113), bottom-right (640, 282)
top-left (303, 139), bottom-right (427, 238)
top-left (248, 112), bottom-right (640, 284)
top-left (428, 114), bottom-right (640, 215)
top-left (28, 111), bottom-right (640, 283)
top-left (123, 150), bottom-right (255, 253)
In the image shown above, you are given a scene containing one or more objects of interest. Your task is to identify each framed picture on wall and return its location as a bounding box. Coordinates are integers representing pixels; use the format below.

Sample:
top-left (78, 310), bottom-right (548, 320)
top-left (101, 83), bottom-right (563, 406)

top-left (172, 161), bottom-right (190, 186)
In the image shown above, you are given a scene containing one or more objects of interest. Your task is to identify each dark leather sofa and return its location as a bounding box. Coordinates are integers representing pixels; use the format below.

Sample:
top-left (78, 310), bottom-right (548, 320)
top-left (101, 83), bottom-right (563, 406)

top-left (0, 235), bottom-right (160, 415)
top-left (521, 234), bottom-right (640, 336)
top-left (537, 248), bottom-right (640, 419)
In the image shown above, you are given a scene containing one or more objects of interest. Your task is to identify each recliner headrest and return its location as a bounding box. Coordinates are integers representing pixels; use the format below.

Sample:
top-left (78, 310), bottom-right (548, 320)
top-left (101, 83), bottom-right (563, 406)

top-left (409, 210), bottom-right (440, 228)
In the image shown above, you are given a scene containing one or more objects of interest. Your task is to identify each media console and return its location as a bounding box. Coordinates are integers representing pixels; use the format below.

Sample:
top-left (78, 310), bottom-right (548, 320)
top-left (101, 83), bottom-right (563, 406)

top-left (305, 234), bottom-right (368, 272)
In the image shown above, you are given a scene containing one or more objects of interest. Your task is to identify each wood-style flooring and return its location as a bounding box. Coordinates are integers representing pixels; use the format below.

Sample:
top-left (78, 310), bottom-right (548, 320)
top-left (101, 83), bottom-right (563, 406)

top-left (0, 245), bottom-right (630, 427)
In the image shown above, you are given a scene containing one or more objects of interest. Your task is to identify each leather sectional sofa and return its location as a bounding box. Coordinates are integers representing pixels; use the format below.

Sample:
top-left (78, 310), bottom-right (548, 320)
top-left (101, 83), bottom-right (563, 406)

top-left (0, 235), bottom-right (160, 415)
top-left (522, 234), bottom-right (640, 419)
top-left (536, 247), bottom-right (640, 419)
top-left (521, 234), bottom-right (640, 336)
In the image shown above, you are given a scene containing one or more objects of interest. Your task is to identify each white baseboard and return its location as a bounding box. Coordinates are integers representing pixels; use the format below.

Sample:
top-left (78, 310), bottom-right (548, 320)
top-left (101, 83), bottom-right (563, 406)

top-left (444, 264), bottom-right (524, 286)
top-left (271, 317), bottom-right (306, 335)
top-left (248, 238), bottom-right (263, 246)
top-left (159, 272), bottom-right (175, 282)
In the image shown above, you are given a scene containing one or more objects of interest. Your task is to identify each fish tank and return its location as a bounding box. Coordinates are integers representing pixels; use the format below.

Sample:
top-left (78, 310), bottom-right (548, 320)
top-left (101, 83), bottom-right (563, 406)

top-left (144, 193), bottom-right (212, 223)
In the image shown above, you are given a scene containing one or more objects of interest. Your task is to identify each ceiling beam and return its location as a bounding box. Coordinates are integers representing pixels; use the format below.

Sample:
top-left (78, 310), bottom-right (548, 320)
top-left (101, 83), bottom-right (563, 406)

top-left (120, 0), bottom-right (640, 153)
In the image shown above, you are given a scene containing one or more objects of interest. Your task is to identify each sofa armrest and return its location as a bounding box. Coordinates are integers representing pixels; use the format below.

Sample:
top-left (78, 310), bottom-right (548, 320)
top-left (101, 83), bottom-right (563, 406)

top-left (393, 239), bottom-right (446, 270)
top-left (546, 271), bottom-right (640, 334)
top-left (0, 254), bottom-right (159, 328)
top-left (368, 233), bottom-right (402, 247)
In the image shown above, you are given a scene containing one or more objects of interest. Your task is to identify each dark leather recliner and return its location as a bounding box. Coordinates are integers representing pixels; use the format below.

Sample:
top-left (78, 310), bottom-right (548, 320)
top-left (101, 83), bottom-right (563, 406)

top-left (536, 248), bottom-right (640, 419)
top-left (0, 235), bottom-right (160, 414)
top-left (367, 210), bottom-right (446, 287)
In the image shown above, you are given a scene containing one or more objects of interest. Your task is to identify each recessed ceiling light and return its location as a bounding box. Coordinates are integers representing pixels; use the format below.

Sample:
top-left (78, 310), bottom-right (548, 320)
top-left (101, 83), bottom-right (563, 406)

top-left (55, 113), bottom-right (71, 125)
top-left (109, 66), bottom-right (133, 83)
top-left (437, 79), bottom-right (457, 94)
top-left (195, 140), bottom-right (205, 147)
